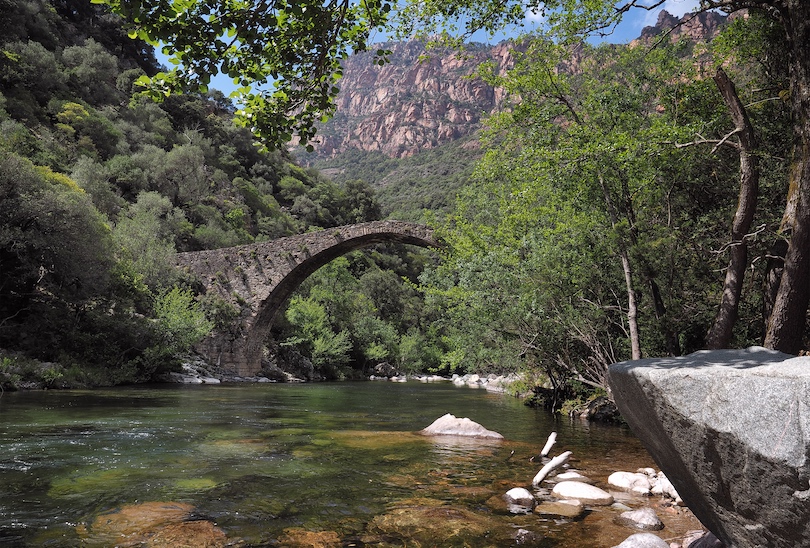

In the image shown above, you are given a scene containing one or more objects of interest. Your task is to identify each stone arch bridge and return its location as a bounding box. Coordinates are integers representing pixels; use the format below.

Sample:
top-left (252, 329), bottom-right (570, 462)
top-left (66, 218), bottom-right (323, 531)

top-left (175, 220), bottom-right (439, 376)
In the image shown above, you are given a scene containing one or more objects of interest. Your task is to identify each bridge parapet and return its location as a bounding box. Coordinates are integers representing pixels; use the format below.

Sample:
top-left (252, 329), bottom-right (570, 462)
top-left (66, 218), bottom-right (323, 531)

top-left (175, 221), bottom-right (439, 375)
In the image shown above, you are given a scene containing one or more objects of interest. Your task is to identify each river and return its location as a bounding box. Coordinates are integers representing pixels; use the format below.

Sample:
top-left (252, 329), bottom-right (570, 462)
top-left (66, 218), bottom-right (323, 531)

top-left (0, 381), bottom-right (702, 546)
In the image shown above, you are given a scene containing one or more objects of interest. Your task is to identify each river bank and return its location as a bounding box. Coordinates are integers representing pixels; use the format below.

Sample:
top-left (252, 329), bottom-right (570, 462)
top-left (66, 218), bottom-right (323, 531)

top-left (1, 351), bottom-right (617, 424)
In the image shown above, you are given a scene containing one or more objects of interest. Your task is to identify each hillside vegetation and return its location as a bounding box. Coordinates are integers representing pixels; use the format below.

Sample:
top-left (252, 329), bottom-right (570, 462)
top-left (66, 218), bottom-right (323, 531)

top-left (1, 1), bottom-right (799, 415)
top-left (0, 0), bottom-right (432, 387)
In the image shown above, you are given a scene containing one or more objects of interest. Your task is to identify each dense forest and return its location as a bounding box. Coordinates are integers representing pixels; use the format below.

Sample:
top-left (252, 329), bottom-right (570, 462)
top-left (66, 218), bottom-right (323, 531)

top-left (0, 0), bottom-right (801, 414)
top-left (420, 21), bottom-right (794, 408)
top-left (0, 0), bottom-right (438, 388)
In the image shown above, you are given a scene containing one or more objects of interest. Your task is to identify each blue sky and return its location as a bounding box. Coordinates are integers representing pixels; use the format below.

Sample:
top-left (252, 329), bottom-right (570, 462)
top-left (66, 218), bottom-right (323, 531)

top-left (154, 0), bottom-right (703, 97)
top-left (524, 0), bottom-right (703, 43)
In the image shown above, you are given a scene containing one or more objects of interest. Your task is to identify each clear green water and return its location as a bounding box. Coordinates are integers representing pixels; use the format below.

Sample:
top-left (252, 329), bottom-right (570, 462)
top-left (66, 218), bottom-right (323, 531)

top-left (0, 382), bottom-right (689, 547)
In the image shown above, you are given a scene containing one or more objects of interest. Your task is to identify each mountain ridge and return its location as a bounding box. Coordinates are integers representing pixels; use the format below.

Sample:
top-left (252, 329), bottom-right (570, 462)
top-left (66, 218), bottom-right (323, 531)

top-left (307, 9), bottom-right (729, 162)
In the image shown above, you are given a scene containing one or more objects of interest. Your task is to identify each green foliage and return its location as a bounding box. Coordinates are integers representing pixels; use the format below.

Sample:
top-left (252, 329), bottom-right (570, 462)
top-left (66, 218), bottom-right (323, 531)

top-left (198, 292), bottom-right (239, 330)
top-left (112, 191), bottom-right (183, 290)
top-left (0, 151), bottom-right (114, 312)
top-left (62, 38), bottom-right (121, 104)
top-left (153, 286), bottom-right (213, 354)
top-left (308, 138), bottom-right (479, 221)
top-left (95, 0), bottom-right (393, 148)
top-left (418, 28), bottom-right (790, 401)
top-left (6, 0), bottom-right (793, 391)
top-left (279, 254), bottom-right (441, 376)
top-left (1, 1), bottom-right (377, 383)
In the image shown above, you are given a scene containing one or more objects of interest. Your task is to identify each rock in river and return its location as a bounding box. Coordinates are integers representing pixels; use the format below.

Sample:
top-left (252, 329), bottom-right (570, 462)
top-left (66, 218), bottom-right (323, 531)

top-left (608, 471), bottom-right (652, 496)
top-left (608, 346), bottom-right (810, 548)
top-left (504, 487), bottom-right (535, 509)
top-left (551, 481), bottom-right (614, 505)
top-left (615, 507), bottom-right (664, 531)
top-left (533, 499), bottom-right (586, 519)
top-left (612, 532), bottom-right (669, 548)
top-left (420, 413), bottom-right (503, 439)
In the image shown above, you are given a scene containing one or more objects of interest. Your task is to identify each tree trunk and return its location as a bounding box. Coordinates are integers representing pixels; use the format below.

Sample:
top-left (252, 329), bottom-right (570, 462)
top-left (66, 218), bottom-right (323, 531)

top-left (763, 2), bottom-right (810, 354)
top-left (763, 238), bottom-right (788, 325)
top-left (764, 146), bottom-right (810, 352)
top-left (599, 174), bottom-right (642, 359)
top-left (618, 172), bottom-right (680, 355)
top-left (619, 250), bottom-right (642, 360)
top-left (706, 67), bottom-right (759, 349)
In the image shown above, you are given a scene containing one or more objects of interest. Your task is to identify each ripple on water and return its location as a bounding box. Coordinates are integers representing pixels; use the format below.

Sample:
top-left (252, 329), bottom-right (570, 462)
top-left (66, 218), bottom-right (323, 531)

top-left (0, 383), bottom-right (707, 547)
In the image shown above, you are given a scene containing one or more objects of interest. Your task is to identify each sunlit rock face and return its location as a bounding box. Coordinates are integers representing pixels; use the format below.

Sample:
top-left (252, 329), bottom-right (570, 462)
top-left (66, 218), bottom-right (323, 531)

top-left (311, 12), bottom-right (728, 161)
top-left (311, 40), bottom-right (516, 159)
top-left (608, 347), bottom-right (810, 548)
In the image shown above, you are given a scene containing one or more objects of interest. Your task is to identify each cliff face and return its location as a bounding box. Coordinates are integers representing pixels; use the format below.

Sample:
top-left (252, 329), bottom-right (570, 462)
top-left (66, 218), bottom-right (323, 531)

top-left (637, 9), bottom-right (727, 44)
top-left (310, 41), bottom-right (515, 159)
top-left (311, 10), bottom-right (727, 160)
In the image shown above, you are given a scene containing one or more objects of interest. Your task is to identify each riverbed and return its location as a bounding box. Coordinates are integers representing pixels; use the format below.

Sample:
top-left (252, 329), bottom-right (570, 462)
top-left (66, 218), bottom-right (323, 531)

top-left (0, 381), bottom-right (703, 546)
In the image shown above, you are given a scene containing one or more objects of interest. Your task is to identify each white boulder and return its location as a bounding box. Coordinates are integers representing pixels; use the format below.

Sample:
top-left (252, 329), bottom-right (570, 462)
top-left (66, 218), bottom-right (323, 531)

top-left (551, 481), bottom-right (614, 505)
top-left (616, 507), bottom-right (664, 531)
top-left (419, 413), bottom-right (504, 439)
top-left (609, 471), bottom-right (653, 496)
top-left (555, 471), bottom-right (593, 484)
top-left (504, 487), bottom-right (535, 509)
top-left (612, 533), bottom-right (669, 548)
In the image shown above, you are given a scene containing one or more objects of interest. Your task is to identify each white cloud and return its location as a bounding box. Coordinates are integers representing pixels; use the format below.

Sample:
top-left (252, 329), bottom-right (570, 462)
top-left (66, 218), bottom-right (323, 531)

top-left (525, 6), bottom-right (546, 24)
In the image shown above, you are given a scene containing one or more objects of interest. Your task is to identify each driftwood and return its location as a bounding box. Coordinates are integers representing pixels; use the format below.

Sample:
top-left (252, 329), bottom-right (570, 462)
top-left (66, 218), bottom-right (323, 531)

top-left (540, 432), bottom-right (557, 457)
top-left (532, 450), bottom-right (572, 486)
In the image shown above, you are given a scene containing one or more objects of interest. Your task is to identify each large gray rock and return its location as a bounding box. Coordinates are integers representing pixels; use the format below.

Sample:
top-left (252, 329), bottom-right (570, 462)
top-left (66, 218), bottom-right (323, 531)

top-left (608, 346), bottom-right (810, 548)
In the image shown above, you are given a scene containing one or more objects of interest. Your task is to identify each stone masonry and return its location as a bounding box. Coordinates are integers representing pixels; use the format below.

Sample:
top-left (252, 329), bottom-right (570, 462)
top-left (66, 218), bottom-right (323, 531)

top-left (175, 221), bottom-right (439, 375)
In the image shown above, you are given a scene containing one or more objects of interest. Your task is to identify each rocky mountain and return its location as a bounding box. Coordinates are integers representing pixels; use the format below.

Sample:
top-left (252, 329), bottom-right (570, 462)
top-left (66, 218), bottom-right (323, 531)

top-left (309, 41), bottom-right (515, 159)
top-left (307, 10), bottom-right (729, 162)
top-left (637, 9), bottom-right (728, 44)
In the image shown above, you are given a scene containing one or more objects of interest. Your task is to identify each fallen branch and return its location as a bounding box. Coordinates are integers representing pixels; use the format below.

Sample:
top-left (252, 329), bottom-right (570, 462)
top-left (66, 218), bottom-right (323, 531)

top-left (540, 432), bottom-right (557, 457)
top-left (532, 450), bottom-right (572, 486)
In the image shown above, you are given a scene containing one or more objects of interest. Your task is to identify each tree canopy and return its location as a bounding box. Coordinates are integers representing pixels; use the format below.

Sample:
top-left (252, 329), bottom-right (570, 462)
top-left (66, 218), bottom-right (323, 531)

top-left (93, 0), bottom-right (393, 148)
top-left (1, 0), bottom-right (421, 387)
top-left (396, 0), bottom-right (810, 356)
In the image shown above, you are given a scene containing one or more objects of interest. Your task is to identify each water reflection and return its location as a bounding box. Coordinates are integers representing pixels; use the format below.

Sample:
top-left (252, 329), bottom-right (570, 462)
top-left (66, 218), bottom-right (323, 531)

top-left (0, 382), bottom-right (701, 546)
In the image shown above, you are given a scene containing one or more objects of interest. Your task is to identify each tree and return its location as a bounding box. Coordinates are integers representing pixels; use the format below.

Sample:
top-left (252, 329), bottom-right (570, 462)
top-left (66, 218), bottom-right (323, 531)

top-left (0, 151), bottom-right (115, 354)
top-left (62, 38), bottom-right (121, 104)
top-left (112, 191), bottom-right (185, 290)
top-left (94, 0), bottom-right (393, 148)
top-left (153, 286), bottom-right (213, 354)
top-left (398, 0), bottom-right (810, 353)
top-left (703, 67), bottom-right (760, 349)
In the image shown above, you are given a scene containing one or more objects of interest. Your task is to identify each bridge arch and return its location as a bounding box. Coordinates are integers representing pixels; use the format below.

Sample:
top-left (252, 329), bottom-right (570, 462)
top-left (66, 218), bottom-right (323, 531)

top-left (175, 221), bottom-right (439, 375)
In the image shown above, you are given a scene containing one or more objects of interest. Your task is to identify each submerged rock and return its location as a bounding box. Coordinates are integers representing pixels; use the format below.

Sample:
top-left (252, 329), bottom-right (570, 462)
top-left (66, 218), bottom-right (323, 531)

top-left (533, 499), bottom-right (586, 519)
top-left (145, 521), bottom-right (228, 547)
top-left (364, 502), bottom-right (513, 545)
top-left (420, 413), bottom-right (504, 439)
top-left (608, 347), bottom-right (809, 548)
top-left (277, 527), bottom-right (342, 548)
top-left (76, 501), bottom-right (228, 547)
